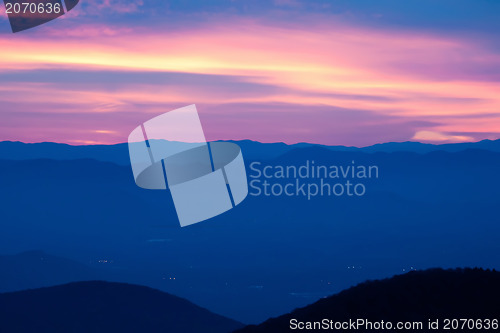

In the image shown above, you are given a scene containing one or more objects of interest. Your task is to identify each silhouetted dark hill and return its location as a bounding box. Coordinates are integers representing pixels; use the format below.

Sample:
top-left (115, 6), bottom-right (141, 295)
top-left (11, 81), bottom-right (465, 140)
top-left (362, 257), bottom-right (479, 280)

top-left (0, 251), bottom-right (100, 292)
top-left (0, 281), bottom-right (243, 333)
top-left (236, 268), bottom-right (500, 333)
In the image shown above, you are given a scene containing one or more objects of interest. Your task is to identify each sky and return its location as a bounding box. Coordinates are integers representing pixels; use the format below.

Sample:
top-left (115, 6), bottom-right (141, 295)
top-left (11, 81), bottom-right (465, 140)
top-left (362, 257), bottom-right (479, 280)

top-left (1, 0), bottom-right (500, 146)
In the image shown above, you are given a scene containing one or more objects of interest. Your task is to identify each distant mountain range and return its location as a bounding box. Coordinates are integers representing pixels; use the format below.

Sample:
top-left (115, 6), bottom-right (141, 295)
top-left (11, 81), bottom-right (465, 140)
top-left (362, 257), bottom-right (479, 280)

top-left (0, 251), bottom-right (100, 292)
top-left (0, 141), bottom-right (499, 323)
top-left (0, 268), bottom-right (497, 332)
top-left (0, 280), bottom-right (243, 333)
top-left (236, 268), bottom-right (500, 333)
top-left (1, 139), bottom-right (500, 165)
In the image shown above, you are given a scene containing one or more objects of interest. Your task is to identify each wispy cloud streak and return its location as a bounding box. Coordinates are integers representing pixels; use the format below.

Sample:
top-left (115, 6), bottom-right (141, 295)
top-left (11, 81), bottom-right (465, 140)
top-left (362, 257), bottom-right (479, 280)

top-left (0, 9), bottom-right (499, 145)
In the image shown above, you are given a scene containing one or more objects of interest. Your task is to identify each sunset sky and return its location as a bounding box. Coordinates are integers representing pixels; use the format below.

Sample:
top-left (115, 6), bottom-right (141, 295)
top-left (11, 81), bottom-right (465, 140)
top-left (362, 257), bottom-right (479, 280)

top-left (1, 0), bottom-right (500, 146)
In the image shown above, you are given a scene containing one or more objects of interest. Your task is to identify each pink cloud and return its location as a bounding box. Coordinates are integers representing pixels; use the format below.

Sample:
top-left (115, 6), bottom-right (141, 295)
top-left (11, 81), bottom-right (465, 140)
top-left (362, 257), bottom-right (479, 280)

top-left (0, 17), bottom-right (500, 145)
top-left (0, 7), bottom-right (7, 19)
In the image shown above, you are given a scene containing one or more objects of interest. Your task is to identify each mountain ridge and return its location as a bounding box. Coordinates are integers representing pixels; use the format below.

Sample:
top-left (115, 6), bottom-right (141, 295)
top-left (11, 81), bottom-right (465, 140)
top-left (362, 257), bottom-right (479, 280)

top-left (236, 268), bottom-right (500, 333)
top-left (0, 280), bottom-right (243, 333)
top-left (0, 250), bottom-right (101, 293)
top-left (1, 143), bottom-right (499, 323)
top-left (1, 139), bottom-right (500, 165)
